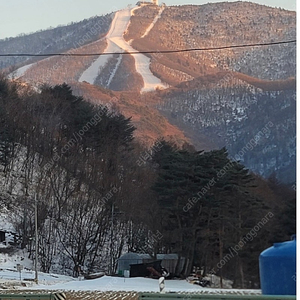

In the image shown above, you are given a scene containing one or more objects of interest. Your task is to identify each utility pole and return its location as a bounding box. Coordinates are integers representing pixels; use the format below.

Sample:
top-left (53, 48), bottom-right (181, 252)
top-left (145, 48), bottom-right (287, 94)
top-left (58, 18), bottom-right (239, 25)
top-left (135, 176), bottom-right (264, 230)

top-left (110, 203), bottom-right (114, 275)
top-left (34, 194), bottom-right (38, 284)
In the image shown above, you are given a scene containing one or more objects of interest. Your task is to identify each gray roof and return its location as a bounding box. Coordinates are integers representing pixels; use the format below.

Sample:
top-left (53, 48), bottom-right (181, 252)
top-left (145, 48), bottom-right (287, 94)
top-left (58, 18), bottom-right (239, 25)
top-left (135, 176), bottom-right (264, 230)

top-left (118, 252), bottom-right (151, 261)
top-left (157, 254), bottom-right (178, 260)
top-left (118, 252), bottom-right (178, 261)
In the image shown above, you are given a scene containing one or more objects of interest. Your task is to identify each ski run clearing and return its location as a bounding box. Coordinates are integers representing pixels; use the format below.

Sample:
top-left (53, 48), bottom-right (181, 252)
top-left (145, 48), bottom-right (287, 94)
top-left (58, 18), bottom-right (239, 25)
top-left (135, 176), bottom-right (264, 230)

top-left (9, 6), bottom-right (167, 93)
top-left (79, 7), bottom-right (168, 92)
top-left (8, 63), bottom-right (35, 79)
top-left (141, 6), bottom-right (165, 38)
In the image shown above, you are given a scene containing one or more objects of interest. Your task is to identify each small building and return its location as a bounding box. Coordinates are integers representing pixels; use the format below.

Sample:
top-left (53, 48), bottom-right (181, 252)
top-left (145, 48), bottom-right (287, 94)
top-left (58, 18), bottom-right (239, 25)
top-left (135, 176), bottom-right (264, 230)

top-left (136, 0), bottom-right (158, 6)
top-left (130, 260), bottom-right (163, 277)
top-left (117, 252), bottom-right (150, 276)
top-left (117, 252), bottom-right (186, 276)
top-left (156, 254), bottom-right (184, 274)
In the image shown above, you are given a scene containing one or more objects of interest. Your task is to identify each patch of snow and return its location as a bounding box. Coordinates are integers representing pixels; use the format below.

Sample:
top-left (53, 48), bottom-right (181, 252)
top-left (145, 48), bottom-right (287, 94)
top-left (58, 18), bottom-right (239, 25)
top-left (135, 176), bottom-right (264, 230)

top-left (8, 64), bottom-right (35, 79)
top-left (0, 239), bottom-right (32, 271)
top-left (0, 268), bottom-right (73, 287)
top-left (0, 213), bottom-right (15, 233)
top-left (107, 54), bottom-right (123, 87)
top-left (0, 247), bottom-right (72, 287)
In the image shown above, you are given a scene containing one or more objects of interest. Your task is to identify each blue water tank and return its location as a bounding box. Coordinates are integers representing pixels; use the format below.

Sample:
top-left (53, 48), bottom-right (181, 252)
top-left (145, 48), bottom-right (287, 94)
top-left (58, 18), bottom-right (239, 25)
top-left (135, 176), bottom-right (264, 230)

top-left (259, 236), bottom-right (296, 295)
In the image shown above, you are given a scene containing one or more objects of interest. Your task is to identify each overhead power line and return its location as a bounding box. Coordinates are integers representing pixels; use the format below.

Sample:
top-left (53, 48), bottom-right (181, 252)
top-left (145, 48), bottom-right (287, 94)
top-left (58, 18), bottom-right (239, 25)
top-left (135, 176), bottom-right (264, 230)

top-left (0, 40), bottom-right (295, 57)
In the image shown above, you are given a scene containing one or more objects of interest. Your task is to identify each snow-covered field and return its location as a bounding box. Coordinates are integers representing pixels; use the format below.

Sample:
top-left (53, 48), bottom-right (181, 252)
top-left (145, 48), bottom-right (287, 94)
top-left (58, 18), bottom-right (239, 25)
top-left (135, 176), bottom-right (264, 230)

top-left (0, 250), bottom-right (71, 288)
top-left (0, 264), bottom-right (261, 295)
top-left (36, 275), bottom-right (206, 292)
top-left (0, 242), bottom-right (260, 294)
top-left (33, 275), bottom-right (261, 295)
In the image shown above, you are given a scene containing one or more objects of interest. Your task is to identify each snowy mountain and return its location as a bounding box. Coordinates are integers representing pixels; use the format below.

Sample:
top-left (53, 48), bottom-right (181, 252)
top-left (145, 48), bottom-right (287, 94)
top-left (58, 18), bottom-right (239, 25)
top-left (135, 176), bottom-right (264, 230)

top-left (0, 1), bottom-right (296, 182)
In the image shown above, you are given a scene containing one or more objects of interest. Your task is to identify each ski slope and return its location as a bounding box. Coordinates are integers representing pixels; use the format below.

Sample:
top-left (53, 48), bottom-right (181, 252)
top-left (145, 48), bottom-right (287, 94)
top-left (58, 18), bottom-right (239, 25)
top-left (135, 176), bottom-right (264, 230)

top-left (10, 6), bottom-right (168, 93)
top-left (8, 63), bottom-right (35, 79)
top-left (141, 6), bottom-right (165, 38)
top-left (9, 38), bottom-right (106, 81)
top-left (79, 7), bottom-right (168, 92)
top-left (78, 40), bottom-right (122, 84)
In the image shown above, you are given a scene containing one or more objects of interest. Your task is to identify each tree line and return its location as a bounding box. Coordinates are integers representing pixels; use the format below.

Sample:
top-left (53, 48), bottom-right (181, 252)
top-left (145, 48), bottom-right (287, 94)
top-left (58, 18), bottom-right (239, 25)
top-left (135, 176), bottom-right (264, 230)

top-left (0, 76), bottom-right (295, 288)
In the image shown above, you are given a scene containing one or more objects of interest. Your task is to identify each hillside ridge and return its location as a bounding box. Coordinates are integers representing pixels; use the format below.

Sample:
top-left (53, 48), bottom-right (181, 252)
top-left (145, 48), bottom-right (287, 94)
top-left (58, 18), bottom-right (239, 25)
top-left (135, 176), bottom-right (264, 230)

top-left (1, 1), bottom-right (296, 182)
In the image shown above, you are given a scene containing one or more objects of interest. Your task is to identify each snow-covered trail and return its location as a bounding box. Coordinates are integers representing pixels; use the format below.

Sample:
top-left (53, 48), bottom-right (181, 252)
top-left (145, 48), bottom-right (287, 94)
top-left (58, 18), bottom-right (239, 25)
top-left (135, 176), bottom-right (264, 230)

top-left (10, 6), bottom-right (168, 92)
top-left (80, 7), bottom-right (167, 92)
top-left (107, 55), bottom-right (122, 87)
top-left (78, 40), bottom-right (122, 83)
top-left (110, 35), bottom-right (166, 92)
top-left (78, 10), bottom-right (125, 84)
top-left (141, 6), bottom-right (165, 38)
top-left (8, 38), bottom-right (106, 80)
top-left (8, 63), bottom-right (35, 79)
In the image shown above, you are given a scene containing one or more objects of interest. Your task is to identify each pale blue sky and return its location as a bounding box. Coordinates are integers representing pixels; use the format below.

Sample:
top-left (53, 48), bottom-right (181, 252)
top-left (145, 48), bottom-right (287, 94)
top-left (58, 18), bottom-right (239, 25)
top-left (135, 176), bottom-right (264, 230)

top-left (0, 0), bottom-right (296, 39)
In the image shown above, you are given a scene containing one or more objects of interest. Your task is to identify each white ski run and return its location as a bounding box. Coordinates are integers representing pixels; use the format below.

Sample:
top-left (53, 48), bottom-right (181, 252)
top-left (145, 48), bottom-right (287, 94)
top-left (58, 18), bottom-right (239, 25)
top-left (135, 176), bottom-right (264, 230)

top-left (79, 7), bottom-right (168, 92)
top-left (9, 6), bottom-right (168, 92)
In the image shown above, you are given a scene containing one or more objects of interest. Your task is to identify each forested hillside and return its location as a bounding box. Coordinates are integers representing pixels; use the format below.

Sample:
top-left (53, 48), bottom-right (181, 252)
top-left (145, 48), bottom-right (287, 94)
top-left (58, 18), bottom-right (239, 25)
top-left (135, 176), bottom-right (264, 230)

top-left (158, 72), bottom-right (296, 182)
top-left (0, 78), bottom-right (295, 288)
top-left (0, 2), bottom-right (295, 183)
top-left (130, 2), bottom-right (295, 83)
top-left (0, 0), bottom-right (296, 288)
